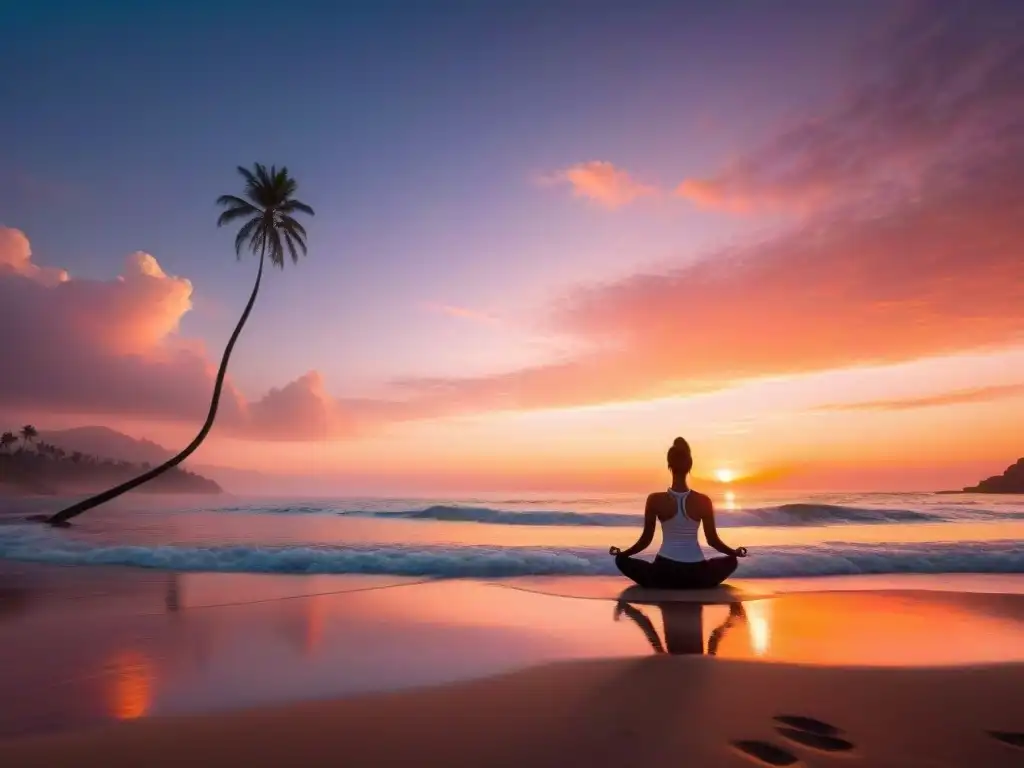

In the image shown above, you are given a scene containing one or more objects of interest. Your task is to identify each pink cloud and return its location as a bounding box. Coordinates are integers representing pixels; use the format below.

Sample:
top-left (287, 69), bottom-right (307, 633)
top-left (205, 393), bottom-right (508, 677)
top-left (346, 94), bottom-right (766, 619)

top-left (0, 228), bottom-right (355, 441)
top-left (547, 161), bottom-right (657, 208)
top-left (0, 227), bottom-right (69, 287)
top-left (401, 144), bottom-right (1024, 415)
top-left (245, 372), bottom-right (357, 441)
top-left (676, 3), bottom-right (1024, 213)
top-left (423, 302), bottom-right (500, 325)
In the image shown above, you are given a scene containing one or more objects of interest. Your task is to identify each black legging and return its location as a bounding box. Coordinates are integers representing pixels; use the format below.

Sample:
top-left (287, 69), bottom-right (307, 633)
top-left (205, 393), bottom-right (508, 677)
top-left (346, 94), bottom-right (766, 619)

top-left (615, 554), bottom-right (738, 589)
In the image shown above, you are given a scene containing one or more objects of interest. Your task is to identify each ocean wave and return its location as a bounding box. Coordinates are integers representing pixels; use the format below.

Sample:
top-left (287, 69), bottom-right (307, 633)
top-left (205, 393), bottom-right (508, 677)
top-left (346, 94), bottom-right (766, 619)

top-left (0, 525), bottom-right (1020, 578)
top-left (346, 503), bottom-right (961, 528)
top-left (360, 506), bottom-right (641, 526)
top-left (205, 499), bottom-right (1024, 528)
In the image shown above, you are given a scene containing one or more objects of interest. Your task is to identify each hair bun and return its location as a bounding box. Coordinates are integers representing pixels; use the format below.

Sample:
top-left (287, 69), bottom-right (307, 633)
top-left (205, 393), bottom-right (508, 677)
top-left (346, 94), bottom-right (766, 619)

top-left (673, 437), bottom-right (690, 450)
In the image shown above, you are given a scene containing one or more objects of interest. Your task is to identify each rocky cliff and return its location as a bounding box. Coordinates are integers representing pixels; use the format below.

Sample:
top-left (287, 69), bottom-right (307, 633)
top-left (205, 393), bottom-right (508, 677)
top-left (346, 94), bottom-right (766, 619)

top-left (963, 458), bottom-right (1024, 493)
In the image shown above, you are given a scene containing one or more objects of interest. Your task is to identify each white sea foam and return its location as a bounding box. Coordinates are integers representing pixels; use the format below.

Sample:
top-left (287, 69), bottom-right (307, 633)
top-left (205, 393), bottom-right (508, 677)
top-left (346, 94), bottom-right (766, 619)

top-left (0, 524), bottom-right (1019, 578)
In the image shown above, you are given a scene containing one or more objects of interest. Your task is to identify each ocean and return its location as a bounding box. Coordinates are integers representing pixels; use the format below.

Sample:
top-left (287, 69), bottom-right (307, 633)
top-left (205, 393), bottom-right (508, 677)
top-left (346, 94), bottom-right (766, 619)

top-left (1, 491), bottom-right (1022, 579)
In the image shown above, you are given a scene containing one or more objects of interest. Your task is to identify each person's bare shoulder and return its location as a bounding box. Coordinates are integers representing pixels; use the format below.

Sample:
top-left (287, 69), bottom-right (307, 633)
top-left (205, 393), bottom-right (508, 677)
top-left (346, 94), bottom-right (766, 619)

top-left (688, 491), bottom-right (714, 517)
top-left (646, 491), bottom-right (670, 516)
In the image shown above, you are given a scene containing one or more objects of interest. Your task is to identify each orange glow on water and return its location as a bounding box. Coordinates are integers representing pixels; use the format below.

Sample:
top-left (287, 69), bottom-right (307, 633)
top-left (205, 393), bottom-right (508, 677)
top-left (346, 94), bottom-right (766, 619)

top-left (107, 649), bottom-right (154, 720)
top-left (709, 592), bottom-right (1024, 666)
top-left (744, 599), bottom-right (772, 657)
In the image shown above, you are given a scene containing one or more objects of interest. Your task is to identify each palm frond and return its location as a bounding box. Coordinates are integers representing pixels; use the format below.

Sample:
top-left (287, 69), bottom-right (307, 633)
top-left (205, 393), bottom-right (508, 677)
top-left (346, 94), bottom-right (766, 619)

top-left (220, 162), bottom-right (313, 268)
top-left (257, 164), bottom-right (274, 191)
top-left (282, 229), bottom-right (301, 265)
top-left (280, 199), bottom-right (315, 217)
top-left (217, 205), bottom-right (258, 227)
top-left (236, 165), bottom-right (257, 185)
top-left (216, 194), bottom-right (255, 209)
top-left (279, 224), bottom-right (308, 258)
top-left (234, 217), bottom-right (261, 256)
top-left (216, 195), bottom-right (259, 227)
top-left (241, 163), bottom-right (270, 206)
top-left (266, 229), bottom-right (285, 268)
top-left (244, 183), bottom-right (265, 206)
top-left (279, 215), bottom-right (308, 240)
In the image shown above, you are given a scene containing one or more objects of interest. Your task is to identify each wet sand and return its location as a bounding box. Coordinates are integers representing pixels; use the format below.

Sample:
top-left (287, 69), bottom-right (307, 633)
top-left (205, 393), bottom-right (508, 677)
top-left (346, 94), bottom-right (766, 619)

top-left (0, 564), bottom-right (1022, 765)
top-left (1, 657), bottom-right (1022, 767)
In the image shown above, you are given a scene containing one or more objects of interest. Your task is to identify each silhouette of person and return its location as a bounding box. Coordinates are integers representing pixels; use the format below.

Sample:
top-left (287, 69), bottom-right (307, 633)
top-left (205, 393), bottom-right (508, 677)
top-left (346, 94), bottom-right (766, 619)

top-left (615, 597), bottom-right (746, 655)
top-left (610, 437), bottom-right (748, 589)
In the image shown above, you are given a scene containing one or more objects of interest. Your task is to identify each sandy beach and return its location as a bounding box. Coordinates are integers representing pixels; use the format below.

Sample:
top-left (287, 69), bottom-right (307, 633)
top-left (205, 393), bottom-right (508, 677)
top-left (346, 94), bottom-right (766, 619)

top-left (1, 656), bottom-right (1022, 767)
top-left (1, 564), bottom-right (1022, 766)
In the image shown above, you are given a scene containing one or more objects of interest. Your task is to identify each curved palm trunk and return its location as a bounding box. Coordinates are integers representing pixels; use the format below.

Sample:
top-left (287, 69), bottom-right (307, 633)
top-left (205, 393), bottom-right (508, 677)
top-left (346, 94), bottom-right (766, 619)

top-left (44, 248), bottom-right (266, 527)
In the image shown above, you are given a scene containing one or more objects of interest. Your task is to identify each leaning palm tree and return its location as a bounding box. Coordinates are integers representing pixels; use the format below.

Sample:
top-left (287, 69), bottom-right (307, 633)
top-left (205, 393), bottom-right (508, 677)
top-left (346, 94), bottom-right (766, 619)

top-left (20, 425), bottom-right (38, 451)
top-left (43, 164), bottom-right (313, 526)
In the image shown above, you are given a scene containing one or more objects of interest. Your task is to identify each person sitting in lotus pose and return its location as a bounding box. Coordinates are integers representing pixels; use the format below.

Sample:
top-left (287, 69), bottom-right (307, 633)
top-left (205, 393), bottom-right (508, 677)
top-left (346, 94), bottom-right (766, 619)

top-left (610, 437), bottom-right (747, 589)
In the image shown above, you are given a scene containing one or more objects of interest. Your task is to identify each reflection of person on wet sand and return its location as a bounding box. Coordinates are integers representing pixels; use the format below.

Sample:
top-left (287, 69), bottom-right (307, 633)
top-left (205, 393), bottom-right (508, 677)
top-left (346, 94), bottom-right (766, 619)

top-left (615, 600), bottom-right (746, 655)
top-left (165, 574), bottom-right (180, 613)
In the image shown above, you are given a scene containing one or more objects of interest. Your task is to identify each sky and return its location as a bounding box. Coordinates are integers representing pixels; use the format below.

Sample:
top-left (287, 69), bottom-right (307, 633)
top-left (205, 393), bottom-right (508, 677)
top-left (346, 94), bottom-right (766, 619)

top-left (2, 0), bottom-right (1023, 493)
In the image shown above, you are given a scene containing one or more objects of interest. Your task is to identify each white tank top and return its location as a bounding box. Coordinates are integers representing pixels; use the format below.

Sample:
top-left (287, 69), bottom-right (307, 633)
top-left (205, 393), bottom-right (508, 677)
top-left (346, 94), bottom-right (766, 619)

top-left (657, 489), bottom-right (705, 563)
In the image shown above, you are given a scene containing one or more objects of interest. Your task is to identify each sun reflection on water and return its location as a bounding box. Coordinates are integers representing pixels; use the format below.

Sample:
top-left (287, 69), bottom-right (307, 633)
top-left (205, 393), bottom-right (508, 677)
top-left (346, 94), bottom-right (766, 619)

top-left (108, 649), bottom-right (154, 720)
top-left (745, 600), bottom-right (772, 657)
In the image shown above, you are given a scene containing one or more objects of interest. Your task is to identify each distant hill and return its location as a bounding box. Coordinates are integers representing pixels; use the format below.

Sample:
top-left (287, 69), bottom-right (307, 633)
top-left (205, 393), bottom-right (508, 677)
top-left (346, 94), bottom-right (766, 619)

top-left (1, 425), bottom-right (221, 496)
top-left (0, 448), bottom-right (221, 496)
top-left (40, 426), bottom-right (257, 491)
top-left (15, 425), bottom-right (369, 497)
top-left (42, 426), bottom-right (173, 465)
top-left (962, 458), bottom-right (1024, 494)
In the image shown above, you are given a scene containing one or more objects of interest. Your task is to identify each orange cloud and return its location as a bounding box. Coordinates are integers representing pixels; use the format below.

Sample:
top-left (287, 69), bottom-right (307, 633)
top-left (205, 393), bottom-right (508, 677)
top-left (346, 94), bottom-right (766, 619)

top-left (675, 178), bottom-right (755, 213)
top-left (815, 383), bottom-right (1024, 413)
top-left (547, 161), bottom-right (656, 208)
top-left (385, 138), bottom-right (1024, 417)
top-left (378, 8), bottom-right (1024, 420)
top-left (0, 227), bottom-right (69, 286)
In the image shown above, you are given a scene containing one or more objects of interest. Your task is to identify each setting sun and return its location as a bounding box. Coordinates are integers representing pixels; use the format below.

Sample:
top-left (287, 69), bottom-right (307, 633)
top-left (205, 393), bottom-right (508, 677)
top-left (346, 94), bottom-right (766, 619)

top-left (714, 469), bottom-right (736, 484)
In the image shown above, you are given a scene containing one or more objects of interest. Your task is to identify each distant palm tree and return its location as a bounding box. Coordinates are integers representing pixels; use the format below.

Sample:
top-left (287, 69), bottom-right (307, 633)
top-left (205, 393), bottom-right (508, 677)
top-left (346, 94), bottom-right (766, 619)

top-left (0, 432), bottom-right (16, 453)
top-left (45, 164), bottom-right (314, 526)
top-left (20, 425), bottom-right (37, 451)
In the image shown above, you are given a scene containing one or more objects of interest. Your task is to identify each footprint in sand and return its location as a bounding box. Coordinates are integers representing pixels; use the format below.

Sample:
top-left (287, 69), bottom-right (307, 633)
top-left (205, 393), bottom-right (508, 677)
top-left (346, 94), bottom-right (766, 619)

top-left (774, 714), bottom-right (854, 754)
top-left (732, 739), bottom-right (800, 766)
top-left (989, 731), bottom-right (1024, 749)
top-left (773, 715), bottom-right (841, 736)
top-left (776, 727), bottom-right (855, 753)
top-left (732, 714), bottom-right (855, 765)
